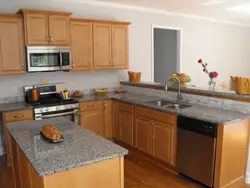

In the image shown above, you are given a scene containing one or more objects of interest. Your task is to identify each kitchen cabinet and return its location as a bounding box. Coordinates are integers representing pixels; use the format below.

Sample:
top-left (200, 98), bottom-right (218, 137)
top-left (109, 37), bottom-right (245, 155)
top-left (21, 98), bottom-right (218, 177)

top-left (0, 15), bottom-right (25, 75)
top-left (93, 22), bottom-right (129, 70)
top-left (80, 110), bottom-right (103, 136)
top-left (93, 23), bottom-right (112, 70)
top-left (80, 101), bottom-right (104, 137)
top-left (134, 116), bottom-right (153, 155)
top-left (3, 109), bottom-right (33, 166)
top-left (112, 101), bottom-right (119, 140)
top-left (118, 111), bottom-right (134, 146)
top-left (20, 9), bottom-right (72, 45)
top-left (152, 120), bottom-right (176, 166)
top-left (111, 25), bottom-right (129, 69)
top-left (134, 106), bottom-right (177, 167)
top-left (118, 103), bottom-right (134, 146)
top-left (103, 100), bottom-right (113, 139)
top-left (70, 20), bottom-right (93, 71)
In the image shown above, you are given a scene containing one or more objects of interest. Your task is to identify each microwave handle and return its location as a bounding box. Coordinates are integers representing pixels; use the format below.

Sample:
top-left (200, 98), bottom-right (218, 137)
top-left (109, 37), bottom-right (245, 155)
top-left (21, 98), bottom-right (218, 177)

top-left (59, 51), bottom-right (62, 68)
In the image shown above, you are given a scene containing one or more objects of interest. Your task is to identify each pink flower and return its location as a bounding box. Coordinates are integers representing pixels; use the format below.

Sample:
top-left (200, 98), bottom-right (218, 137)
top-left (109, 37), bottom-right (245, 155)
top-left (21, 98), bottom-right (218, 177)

top-left (205, 70), bottom-right (208, 73)
top-left (198, 59), bottom-right (202, 63)
top-left (213, 71), bottom-right (218, 78)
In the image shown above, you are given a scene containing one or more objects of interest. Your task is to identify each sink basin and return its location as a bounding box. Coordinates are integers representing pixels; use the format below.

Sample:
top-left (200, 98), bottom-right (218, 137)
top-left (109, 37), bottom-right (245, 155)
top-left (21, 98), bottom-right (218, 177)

top-left (147, 100), bottom-right (191, 110)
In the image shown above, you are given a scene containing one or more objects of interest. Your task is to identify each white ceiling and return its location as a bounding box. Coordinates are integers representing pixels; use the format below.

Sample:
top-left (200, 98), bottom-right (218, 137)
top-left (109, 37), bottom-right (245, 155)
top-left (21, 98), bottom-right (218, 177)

top-left (88, 0), bottom-right (250, 25)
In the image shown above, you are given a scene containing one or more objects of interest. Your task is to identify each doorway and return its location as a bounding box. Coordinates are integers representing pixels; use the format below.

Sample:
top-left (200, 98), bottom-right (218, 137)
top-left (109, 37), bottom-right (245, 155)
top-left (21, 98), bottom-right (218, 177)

top-left (152, 26), bottom-right (181, 84)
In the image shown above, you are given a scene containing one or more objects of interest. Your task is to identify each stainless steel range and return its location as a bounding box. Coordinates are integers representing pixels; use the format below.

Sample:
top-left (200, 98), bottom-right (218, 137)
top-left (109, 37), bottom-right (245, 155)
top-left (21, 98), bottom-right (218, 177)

top-left (24, 83), bottom-right (79, 124)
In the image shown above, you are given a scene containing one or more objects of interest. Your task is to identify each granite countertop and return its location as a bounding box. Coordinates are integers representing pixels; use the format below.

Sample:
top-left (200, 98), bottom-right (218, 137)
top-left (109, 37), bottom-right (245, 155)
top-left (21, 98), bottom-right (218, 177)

top-left (7, 117), bottom-right (128, 176)
top-left (74, 93), bottom-right (250, 124)
top-left (0, 102), bottom-right (33, 112)
top-left (120, 81), bottom-right (250, 101)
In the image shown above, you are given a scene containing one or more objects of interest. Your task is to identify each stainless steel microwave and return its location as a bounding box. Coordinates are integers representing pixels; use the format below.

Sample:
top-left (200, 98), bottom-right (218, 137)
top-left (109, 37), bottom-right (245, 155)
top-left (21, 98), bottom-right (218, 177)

top-left (26, 46), bottom-right (72, 72)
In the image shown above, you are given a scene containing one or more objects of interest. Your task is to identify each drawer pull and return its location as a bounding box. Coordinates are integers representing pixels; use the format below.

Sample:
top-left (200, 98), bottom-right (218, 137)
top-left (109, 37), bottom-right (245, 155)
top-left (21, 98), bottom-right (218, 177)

top-left (87, 105), bottom-right (94, 108)
top-left (14, 114), bottom-right (23, 118)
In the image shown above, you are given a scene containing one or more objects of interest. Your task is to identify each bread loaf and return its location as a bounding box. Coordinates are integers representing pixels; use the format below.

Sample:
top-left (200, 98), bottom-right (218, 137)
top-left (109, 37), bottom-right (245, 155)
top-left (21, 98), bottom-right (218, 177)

top-left (41, 124), bottom-right (62, 141)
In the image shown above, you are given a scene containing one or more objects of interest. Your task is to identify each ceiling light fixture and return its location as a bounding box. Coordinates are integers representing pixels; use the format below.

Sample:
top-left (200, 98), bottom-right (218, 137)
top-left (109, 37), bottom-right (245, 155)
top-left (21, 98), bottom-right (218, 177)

top-left (228, 3), bottom-right (250, 14)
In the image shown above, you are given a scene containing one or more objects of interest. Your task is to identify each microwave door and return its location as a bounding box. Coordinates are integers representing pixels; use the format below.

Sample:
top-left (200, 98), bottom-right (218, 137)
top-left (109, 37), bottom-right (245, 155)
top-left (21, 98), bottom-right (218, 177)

top-left (60, 51), bottom-right (72, 70)
top-left (27, 52), bottom-right (61, 72)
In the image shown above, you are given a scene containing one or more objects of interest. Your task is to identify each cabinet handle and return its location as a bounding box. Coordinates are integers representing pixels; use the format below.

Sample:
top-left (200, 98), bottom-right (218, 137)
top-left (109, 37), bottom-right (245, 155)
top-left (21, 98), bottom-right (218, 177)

top-left (123, 112), bottom-right (127, 115)
top-left (87, 105), bottom-right (94, 108)
top-left (21, 64), bottom-right (25, 72)
top-left (104, 103), bottom-right (106, 110)
top-left (14, 114), bottom-right (23, 119)
top-left (48, 36), bottom-right (52, 43)
top-left (46, 36), bottom-right (50, 43)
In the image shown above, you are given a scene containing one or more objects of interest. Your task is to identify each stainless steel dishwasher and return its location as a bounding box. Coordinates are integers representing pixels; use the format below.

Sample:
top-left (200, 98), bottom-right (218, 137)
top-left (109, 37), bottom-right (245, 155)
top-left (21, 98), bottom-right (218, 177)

top-left (177, 116), bottom-right (217, 188)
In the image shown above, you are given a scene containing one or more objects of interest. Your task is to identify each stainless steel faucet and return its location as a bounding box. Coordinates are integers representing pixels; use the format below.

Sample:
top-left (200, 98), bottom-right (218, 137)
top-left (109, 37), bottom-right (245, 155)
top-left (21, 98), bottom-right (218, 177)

top-left (165, 77), bottom-right (183, 103)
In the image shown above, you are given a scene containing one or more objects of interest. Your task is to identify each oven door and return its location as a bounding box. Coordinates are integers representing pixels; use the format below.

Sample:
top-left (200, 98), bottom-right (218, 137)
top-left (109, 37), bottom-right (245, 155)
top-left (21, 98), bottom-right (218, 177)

top-left (26, 46), bottom-right (71, 72)
top-left (35, 109), bottom-right (79, 125)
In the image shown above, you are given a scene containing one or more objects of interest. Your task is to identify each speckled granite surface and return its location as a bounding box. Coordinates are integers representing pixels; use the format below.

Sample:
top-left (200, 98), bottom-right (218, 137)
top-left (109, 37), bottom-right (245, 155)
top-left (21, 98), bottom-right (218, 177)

top-left (75, 93), bottom-right (250, 124)
top-left (6, 117), bottom-right (128, 176)
top-left (0, 102), bottom-right (33, 112)
top-left (120, 81), bottom-right (250, 100)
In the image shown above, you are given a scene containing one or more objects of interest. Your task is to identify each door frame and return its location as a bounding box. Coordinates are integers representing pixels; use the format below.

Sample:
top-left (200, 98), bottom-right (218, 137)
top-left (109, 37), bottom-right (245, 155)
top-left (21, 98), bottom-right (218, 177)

top-left (151, 25), bottom-right (182, 82)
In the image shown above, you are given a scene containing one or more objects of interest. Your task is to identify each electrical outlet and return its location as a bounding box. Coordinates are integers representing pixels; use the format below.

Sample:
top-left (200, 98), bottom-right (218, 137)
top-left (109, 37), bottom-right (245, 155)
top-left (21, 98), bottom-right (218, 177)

top-left (13, 86), bottom-right (17, 93)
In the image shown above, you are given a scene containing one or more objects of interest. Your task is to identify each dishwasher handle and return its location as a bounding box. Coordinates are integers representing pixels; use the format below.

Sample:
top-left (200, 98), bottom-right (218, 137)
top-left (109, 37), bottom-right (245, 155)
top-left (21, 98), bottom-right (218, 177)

top-left (177, 116), bottom-right (217, 138)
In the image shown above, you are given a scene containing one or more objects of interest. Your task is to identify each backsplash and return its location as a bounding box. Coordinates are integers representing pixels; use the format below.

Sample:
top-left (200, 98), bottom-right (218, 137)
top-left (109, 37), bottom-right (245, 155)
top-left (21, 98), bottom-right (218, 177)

top-left (0, 71), bottom-right (127, 99)
top-left (124, 86), bottom-right (250, 114)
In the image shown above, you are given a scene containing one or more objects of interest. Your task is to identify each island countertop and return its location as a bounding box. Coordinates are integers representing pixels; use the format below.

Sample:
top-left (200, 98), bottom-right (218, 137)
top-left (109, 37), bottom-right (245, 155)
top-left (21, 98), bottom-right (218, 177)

top-left (6, 117), bottom-right (128, 176)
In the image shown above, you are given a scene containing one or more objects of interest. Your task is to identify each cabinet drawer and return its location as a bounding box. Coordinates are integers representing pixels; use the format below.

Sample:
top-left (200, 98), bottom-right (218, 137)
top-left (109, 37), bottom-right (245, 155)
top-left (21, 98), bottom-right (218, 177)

top-left (80, 101), bottom-right (102, 111)
top-left (119, 102), bottom-right (134, 113)
top-left (135, 106), bottom-right (176, 125)
top-left (4, 110), bottom-right (33, 123)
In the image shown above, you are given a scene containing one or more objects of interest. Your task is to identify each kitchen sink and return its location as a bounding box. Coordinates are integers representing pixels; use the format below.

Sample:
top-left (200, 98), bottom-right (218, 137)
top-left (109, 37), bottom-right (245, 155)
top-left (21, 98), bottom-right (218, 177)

top-left (146, 100), bottom-right (191, 110)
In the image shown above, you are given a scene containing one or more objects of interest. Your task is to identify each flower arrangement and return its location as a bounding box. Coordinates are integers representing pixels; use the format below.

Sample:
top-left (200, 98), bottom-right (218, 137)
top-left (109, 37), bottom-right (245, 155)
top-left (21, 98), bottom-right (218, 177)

top-left (198, 59), bottom-right (218, 88)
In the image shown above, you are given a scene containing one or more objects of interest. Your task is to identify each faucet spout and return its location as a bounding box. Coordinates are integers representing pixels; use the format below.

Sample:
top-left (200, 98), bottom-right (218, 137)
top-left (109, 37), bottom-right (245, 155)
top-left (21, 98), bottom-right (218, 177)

top-left (165, 77), bottom-right (183, 103)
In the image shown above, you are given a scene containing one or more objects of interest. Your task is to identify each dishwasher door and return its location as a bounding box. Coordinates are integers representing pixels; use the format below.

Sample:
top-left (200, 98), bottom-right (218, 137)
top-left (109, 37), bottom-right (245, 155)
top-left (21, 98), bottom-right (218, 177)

top-left (177, 128), bottom-right (216, 187)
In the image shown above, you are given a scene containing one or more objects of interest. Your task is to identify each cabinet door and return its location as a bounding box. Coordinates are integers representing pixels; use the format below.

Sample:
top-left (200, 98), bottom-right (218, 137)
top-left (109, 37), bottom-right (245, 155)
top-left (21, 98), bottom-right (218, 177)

top-left (25, 13), bottom-right (48, 45)
top-left (135, 116), bottom-right (153, 155)
top-left (153, 121), bottom-right (176, 166)
top-left (93, 23), bottom-right (112, 70)
top-left (111, 25), bottom-right (128, 69)
top-left (70, 21), bottom-right (93, 71)
top-left (4, 110), bottom-right (33, 166)
top-left (112, 101), bottom-right (119, 140)
top-left (118, 111), bottom-right (133, 146)
top-left (80, 109), bottom-right (103, 137)
top-left (49, 15), bottom-right (70, 45)
top-left (0, 17), bottom-right (25, 75)
top-left (103, 100), bottom-right (112, 139)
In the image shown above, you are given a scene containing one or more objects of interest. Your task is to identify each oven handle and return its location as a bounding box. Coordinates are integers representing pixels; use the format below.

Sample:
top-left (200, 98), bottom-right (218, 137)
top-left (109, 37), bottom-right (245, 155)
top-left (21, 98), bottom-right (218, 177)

top-left (59, 51), bottom-right (62, 69)
top-left (36, 110), bottom-right (78, 119)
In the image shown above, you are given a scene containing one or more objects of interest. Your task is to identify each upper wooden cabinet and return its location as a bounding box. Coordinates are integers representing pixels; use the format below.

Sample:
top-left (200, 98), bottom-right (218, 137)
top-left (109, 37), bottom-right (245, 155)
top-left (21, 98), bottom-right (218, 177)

top-left (20, 9), bottom-right (72, 45)
top-left (93, 22), bottom-right (129, 70)
top-left (111, 25), bottom-right (129, 69)
top-left (0, 15), bottom-right (25, 75)
top-left (70, 20), bottom-right (93, 71)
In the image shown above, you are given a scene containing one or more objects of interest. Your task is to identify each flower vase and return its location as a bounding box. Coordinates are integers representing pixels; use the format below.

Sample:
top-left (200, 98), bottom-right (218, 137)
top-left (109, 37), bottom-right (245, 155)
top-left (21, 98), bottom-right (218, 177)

top-left (208, 79), bottom-right (216, 89)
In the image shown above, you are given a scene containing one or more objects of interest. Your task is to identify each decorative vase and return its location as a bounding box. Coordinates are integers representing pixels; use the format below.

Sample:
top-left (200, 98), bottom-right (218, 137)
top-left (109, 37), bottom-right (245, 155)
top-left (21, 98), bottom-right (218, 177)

top-left (208, 79), bottom-right (216, 89)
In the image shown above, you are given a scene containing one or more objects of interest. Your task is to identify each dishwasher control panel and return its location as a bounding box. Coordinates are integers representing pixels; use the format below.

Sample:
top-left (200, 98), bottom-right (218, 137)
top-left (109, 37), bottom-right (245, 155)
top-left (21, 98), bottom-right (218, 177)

top-left (177, 116), bottom-right (217, 138)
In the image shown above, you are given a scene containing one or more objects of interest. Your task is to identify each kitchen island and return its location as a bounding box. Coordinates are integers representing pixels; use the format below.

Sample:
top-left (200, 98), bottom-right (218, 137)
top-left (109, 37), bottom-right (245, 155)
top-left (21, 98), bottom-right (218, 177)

top-left (6, 117), bottom-right (128, 188)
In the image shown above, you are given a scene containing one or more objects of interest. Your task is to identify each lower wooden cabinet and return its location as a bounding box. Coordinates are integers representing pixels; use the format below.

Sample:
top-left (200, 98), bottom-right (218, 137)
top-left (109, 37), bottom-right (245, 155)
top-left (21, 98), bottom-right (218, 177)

top-left (118, 111), bottom-right (134, 146)
top-left (3, 109), bottom-right (33, 166)
top-left (80, 109), bottom-right (103, 137)
top-left (103, 100), bottom-right (113, 139)
top-left (112, 101), bottom-right (119, 140)
top-left (152, 120), bottom-right (176, 166)
top-left (134, 116), bottom-right (153, 155)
